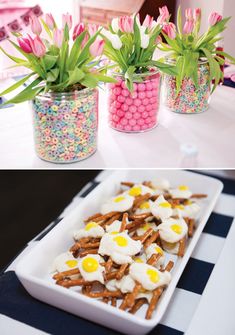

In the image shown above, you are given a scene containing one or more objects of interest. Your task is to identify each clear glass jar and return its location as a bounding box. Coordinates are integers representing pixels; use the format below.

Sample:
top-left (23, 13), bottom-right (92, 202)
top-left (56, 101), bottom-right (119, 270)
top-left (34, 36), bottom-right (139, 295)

top-left (107, 69), bottom-right (161, 132)
top-left (164, 59), bottom-right (211, 114)
top-left (31, 88), bottom-right (98, 163)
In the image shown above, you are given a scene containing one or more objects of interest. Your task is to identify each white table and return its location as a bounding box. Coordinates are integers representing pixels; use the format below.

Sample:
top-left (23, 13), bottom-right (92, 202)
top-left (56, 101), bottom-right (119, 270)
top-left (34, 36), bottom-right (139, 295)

top-left (0, 83), bottom-right (235, 169)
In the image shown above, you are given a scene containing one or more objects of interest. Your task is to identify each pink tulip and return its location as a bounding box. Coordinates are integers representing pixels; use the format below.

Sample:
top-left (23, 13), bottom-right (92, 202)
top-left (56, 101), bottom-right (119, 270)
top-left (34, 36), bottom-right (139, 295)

top-left (208, 12), bottom-right (222, 26)
top-left (88, 24), bottom-right (99, 36)
top-left (157, 6), bottom-right (170, 24)
top-left (119, 16), bottom-right (134, 33)
top-left (142, 15), bottom-right (153, 29)
top-left (185, 8), bottom-right (193, 21)
top-left (29, 35), bottom-right (46, 58)
top-left (73, 23), bottom-right (85, 41)
top-left (62, 13), bottom-right (72, 30)
top-left (193, 8), bottom-right (201, 22)
top-left (45, 13), bottom-right (55, 30)
top-left (183, 20), bottom-right (194, 34)
top-left (162, 22), bottom-right (176, 39)
top-left (53, 29), bottom-right (63, 48)
top-left (90, 39), bottom-right (105, 57)
top-left (155, 35), bottom-right (162, 44)
top-left (18, 37), bottom-right (32, 53)
top-left (29, 15), bottom-right (42, 35)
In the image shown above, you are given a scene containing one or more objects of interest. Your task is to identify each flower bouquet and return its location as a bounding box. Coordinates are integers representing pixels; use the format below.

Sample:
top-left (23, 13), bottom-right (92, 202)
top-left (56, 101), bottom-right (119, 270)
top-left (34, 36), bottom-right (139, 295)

top-left (0, 13), bottom-right (115, 163)
top-left (101, 11), bottom-right (177, 132)
top-left (159, 6), bottom-right (235, 114)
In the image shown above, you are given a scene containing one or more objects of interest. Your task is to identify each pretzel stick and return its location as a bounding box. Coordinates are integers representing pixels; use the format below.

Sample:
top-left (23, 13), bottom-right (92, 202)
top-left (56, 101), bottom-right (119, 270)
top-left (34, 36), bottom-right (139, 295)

top-left (119, 295), bottom-right (129, 310)
top-left (145, 287), bottom-right (163, 319)
top-left (139, 228), bottom-right (153, 243)
top-left (164, 261), bottom-right (174, 272)
top-left (105, 257), bottom-right (113, 272)
top-left (80, 242), bottom-right (100, 249)
top-left (111, 297), bottom-right (117, 307)
top-left (53, 268), bottom-right (80, 281)
top-left (129, 298), bottom-right (147, 314)
top-left (116, 264), bottom-right (129, 280)
top-left (129, 213), bottom-right (152, 220)
top-left (125, 282), bottom-right (142, 308)
top-left (147, 253), bottom-right (161, 266)
top-left (120, 213), bottom-right (128, 232)
top-left (102, 290), bottom-right (109, 303)
top-left (121, 182), bottom-right (134, 187)
top-left (79, 249), bottom-right (98, 257)
top-left (191, 194), bottom-right (207, 199)
top-left (143, 181), bottom-right (153, 188)
top-left (91, 211), bottom-right (120, 223)
top-left (178, 237), bottom-right (186, 257)
top-left (84, 213), bottom-right (102, 223)
top-left (188, 219), bottom-right (195, 237)
top-left (85, 290), bottom-right (123, 298)
top-left (132, 193), bottom-right (151, 211)
top-left (144, 231), bottom-right (160, 249)
top-left (103, 213), bottom-right (121, 226)
top-left (70, 237), bottom-right (90, 252)
top-left (105, 271), bottom-right (119, 280)
top-left (56, 278), bottom-right (91, 287)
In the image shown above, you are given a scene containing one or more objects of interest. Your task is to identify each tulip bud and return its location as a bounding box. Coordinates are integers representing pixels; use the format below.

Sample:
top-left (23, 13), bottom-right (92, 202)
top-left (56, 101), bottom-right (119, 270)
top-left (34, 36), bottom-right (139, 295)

top-left (62, 13), bottom-right (72, 30)
top-left (142, 15), bottom-right (153, 29)
top-left (88, 23), bottom-right (99, 36)
top-left (185, 8), bottom-right (193, 21)
top-left (18, 37), bottom-right (32, 53)
top-left (90, 39), bottom-right (105, 57)
top-left (73, 23), bottom-right (85, 41)
top-left (119, 16), bottom-right (134, 33)
top-left (53, 29), bottom-right (63, 48)
top-left (30, 36), bottom-right (46, 58)
top-left (162, 22), bottom-right (176, 39)
top-left (157, 6), bottom-right (170, 24)
top-left (140, 26), bottom-right (149, 48)
top-left (193, 8), bottom-right (201, 22)
top-left (29, 15), bottom-right (42, 35)
top-left (45, 13), bottom-right (55, 30)
top-left (102, 29), bottom-right (122, 49)
top-left (183, 20), bottom-right (194, 34)
top-left (111, 18), bottom-right (119, 33)
top-left (208, 12), bottom-right (222, 26)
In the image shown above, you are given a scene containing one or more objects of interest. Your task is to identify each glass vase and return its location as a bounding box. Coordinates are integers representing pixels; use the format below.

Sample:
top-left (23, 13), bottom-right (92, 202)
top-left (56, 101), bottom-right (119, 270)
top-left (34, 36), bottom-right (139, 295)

top-left (31, 88), bottom-right (98, 163)
top-left (164, 60), bottom-right (211, 114)
top-left (107, 70), bottom-right (161, 132)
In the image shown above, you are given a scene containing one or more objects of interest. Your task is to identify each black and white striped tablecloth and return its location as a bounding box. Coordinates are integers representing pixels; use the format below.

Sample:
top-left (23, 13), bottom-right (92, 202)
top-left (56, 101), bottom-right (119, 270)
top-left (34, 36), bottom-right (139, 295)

top-left (0, 170), bottom-right (235, 335)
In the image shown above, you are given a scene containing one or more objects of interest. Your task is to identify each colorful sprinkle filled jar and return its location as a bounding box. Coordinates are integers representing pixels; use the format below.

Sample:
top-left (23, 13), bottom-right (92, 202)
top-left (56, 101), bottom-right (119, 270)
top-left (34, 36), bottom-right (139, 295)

top-left (164, 60), bottom-right (211, 114)
top-left (31, 88), bottom-right (98, 163)
top-left (107, 70), bottom-right (161, 132)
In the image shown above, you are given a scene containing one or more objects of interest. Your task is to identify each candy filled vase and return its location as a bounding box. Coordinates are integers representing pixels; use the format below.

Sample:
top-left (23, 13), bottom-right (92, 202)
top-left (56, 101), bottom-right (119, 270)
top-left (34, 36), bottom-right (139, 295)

top-left (107, 70), bottom-right (161, 132)
top-left (164, 60), bottom-right (211, 114)
top-left (31, 88), bottom-right (98, 163)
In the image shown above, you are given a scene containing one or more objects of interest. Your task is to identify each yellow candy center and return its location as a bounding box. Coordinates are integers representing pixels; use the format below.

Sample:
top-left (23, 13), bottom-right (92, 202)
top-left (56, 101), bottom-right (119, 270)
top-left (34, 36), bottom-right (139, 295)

top-left (113, 236), bottom-right (128, 247)
top-left (186, 200), bottom-right (192, 205)
top-left (114, 196), bottom-right (125, 203)
top-left (155, 246), bottom-right (163, 255)
top-left (134, 257), bottom-right (144, 263)
top-left (171, 224), bottom-right (183, 234)
top-left (139, 201), bottom-right (150, 209)
top-left (82, 257), bottom-right (99, 273)
top-left (178, 185), bottom-right (189, 191)
top-left (65, 260), bottom-right (78, 268)
top-left (110, 231), bottom-right (119, 235)
top-left (159, 202), bottom-right (171, 208)
top-left (84, 222), bottom-right (98, 231)
top-left (147, 268), bottom-right (159, 283)
top-left (175, 205), bottom-right (184, 210)
top-left (128, 186), bottom-right (142, 197)
top-left (142, 223), bottom-right (151, 231)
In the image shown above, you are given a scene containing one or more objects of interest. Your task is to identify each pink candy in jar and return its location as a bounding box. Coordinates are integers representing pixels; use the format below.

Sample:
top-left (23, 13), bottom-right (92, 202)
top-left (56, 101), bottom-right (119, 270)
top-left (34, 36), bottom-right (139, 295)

top-left (108, 72), bottom-right (161, 133)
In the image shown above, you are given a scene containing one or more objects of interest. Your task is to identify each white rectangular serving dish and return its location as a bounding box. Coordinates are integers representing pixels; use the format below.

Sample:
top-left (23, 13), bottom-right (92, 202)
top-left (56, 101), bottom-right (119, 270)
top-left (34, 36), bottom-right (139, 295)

top-left (15, 170), bottom-right (223, 335)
